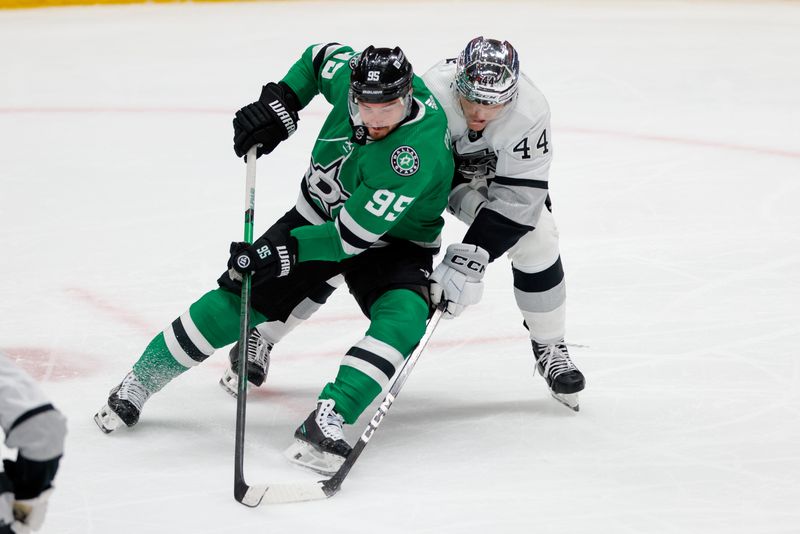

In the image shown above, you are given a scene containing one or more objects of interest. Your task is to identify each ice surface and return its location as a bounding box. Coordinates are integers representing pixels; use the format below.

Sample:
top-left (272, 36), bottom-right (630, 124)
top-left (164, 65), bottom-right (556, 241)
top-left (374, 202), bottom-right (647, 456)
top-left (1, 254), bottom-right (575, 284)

top-left (1, 1), bottom-right (799, 532)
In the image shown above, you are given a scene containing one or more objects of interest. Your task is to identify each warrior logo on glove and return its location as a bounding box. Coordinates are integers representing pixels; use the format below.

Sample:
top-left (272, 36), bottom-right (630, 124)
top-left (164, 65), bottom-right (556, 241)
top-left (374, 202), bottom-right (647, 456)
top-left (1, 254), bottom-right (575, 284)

top-left (267, 100), bottom-right (297, 136)
top-left (276, 245), bottom-right (292, 277)
top-left (236, 255), bottom-right (251, 269)
top-left (228, 224), bottom-right (298, 281)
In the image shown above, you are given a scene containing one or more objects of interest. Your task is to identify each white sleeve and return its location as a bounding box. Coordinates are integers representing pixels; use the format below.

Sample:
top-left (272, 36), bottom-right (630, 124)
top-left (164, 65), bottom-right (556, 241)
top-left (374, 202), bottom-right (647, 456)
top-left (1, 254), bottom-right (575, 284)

top-left (0, 354), bottom-right (67, 461)
top-left (487, 109), bottom-right (552, 229)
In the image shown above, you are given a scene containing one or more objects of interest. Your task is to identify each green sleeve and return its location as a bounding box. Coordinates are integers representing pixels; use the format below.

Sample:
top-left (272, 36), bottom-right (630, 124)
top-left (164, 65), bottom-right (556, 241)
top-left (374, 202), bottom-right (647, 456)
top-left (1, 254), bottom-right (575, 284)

top-left (280, 43), bottom-right (356, 108)
top-left (291, 222), bottom-right (348, 262)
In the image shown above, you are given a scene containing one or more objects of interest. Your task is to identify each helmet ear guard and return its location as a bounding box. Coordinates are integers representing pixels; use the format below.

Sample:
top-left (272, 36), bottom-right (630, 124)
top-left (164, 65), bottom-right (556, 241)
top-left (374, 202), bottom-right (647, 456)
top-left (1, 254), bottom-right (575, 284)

top-left (455, 36), bottom-right (520, 106)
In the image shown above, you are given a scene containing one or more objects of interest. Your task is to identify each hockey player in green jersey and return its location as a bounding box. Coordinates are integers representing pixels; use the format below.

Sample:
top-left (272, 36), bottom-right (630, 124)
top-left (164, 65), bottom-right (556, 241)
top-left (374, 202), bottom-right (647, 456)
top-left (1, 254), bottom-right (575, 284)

top-left (93, 43), bottom-right (463, 474)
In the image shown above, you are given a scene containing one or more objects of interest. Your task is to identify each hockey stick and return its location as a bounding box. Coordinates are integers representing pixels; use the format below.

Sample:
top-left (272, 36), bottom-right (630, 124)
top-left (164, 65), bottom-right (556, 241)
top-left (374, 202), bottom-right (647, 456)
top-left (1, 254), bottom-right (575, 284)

top-left (242, 303), bottom-right (446, 505)
top-left (233, 145), bottom-right (269, 507)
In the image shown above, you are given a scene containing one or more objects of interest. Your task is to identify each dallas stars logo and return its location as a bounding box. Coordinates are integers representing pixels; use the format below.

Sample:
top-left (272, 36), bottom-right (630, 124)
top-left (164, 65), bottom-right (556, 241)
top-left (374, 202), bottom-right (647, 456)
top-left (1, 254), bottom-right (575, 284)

top-left (304, 157), bottom-right (350, 216)
top-left (390, 146), bottom-right (420, 176)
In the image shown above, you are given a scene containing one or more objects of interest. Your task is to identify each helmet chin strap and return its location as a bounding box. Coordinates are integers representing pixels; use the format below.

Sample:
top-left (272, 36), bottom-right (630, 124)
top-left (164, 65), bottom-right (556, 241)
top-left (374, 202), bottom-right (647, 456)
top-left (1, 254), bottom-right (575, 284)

top-left (351, 123), bottom-right (368, 145)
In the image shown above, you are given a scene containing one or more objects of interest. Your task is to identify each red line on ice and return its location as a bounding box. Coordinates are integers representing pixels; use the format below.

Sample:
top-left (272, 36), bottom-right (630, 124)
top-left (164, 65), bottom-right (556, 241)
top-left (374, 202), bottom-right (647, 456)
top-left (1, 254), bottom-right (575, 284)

top-left (2, 106), bottom-right (798, 160)
top-left (65, 287), bottom-right (155, 334)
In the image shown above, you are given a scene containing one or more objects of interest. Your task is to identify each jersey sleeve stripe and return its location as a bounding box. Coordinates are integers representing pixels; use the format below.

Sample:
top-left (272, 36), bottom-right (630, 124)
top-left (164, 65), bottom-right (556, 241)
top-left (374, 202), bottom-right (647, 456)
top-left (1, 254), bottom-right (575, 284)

top-left (5, 410), bottom-right (67, 461)
top-left (335, 218), bottom-right (371, 255)
top-left (492, 175), bottom-right (549, 189)
top-left (338, 207), bottom-right (383, 242)
top-left (312, 42), bottom-right (343, 78)
top-left (8, 404), bottom-right (55, 433)
top-left (335, 207), bottom-right (384, 255)
top-left (297, 182), bottom-right (330, 224)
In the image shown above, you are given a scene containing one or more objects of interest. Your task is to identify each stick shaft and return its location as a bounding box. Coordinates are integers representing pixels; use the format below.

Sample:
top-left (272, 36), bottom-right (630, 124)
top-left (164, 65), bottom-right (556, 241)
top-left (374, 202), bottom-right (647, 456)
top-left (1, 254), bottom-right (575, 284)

top-left (234, 145), bottom-right (260, 503)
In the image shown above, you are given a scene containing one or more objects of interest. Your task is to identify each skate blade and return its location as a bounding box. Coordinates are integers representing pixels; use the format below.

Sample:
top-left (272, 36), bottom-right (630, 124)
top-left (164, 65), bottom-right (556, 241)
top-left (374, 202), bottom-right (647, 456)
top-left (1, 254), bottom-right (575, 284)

top-left (534, 366), bottom-right (581, 412)
top-left (94, 404), bottom-right (124, 434)
top-left (219, 367), bottom-right (246, 398)
top-left (283, 439), bottom-right (345, 476)
top-left (551, 392), bottom-right (580, 412)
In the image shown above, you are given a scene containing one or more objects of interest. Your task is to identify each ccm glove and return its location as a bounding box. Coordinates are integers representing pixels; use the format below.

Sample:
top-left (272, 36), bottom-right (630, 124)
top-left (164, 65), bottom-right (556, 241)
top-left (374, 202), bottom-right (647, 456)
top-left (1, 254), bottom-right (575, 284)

top-left (429, 243), bottom-right (490, 319)
top-left (228, 224), bottom-right (298, 281)
top-left (233, 82), bottom-right (300, 158)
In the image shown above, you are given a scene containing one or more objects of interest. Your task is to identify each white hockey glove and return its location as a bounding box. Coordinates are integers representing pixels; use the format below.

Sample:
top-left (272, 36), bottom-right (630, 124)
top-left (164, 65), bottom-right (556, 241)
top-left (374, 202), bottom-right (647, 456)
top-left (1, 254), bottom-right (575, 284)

top-left (11, 488), bottom-right (53, 533)
top-left (429, 244), bottom-right (490, 319)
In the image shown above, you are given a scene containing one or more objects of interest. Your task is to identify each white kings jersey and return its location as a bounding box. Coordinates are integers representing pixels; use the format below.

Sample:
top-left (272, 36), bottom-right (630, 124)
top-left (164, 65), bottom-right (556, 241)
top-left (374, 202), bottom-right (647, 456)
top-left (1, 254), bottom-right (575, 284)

top-left (422, 59), bottom-right (553, 260)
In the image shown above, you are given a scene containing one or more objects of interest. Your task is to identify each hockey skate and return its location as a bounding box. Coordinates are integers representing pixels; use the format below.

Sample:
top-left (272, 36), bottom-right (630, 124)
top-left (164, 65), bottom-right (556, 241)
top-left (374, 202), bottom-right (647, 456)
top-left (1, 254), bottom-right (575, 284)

top-left (283, 399), bottom-right (351, 476)
top-left (532, 340), bottom-right (585, 412)
top-left (94, 371), bottom-right (152, 433)
top-left (219, 328), bottom-right (272, 398)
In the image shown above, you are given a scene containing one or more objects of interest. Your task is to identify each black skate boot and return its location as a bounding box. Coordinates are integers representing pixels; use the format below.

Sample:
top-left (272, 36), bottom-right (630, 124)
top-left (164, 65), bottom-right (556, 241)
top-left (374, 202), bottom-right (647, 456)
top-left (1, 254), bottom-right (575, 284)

top-left (219, 328), bottom-right (272, 398)
top-left (94, 371), bottom-right (153, 433)
top-left (532, 339), bottom-right (585, 412)
top-left (283, 399), bottom-right (351, 475)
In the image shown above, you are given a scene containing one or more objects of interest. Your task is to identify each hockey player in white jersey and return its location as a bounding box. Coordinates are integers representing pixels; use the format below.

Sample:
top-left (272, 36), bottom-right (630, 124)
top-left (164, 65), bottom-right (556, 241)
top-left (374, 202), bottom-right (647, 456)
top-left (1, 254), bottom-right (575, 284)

top-left (423, 36), bottom-right (585, 410)
top-left (0, 354), bottom-right (67, 533)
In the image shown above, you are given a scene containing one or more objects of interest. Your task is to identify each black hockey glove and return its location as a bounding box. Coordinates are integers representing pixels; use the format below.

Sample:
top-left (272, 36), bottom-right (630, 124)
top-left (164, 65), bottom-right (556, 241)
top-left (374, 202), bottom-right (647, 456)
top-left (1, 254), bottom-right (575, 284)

top-left (233, 82), bottom-right (300, 158)
top-left (3, 456), bottom-right (60, 500)
top-left (227, 223), bottom-right (298, 281)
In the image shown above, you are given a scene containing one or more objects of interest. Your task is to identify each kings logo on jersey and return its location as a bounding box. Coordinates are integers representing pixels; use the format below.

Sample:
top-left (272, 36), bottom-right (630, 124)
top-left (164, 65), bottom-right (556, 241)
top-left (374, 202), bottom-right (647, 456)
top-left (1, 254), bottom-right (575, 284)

top-left (390, 146), bottom-right (420, 177)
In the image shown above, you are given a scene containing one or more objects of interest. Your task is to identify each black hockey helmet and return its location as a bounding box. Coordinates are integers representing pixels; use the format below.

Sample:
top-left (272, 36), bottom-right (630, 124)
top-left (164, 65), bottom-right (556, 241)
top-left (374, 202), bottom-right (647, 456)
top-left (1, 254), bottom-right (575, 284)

top-left (350, 46), bottom-right (414, 103)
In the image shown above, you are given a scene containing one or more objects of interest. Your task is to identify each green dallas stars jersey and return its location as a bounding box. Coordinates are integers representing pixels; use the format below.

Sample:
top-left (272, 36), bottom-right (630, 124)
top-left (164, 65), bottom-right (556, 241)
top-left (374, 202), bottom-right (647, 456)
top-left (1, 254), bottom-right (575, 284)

top-left (280, 43), bottom-right (454, 262)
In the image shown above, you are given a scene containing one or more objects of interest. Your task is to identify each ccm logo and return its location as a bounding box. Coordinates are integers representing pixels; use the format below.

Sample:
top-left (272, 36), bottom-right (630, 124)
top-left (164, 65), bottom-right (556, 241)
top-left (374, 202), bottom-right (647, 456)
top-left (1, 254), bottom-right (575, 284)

top-left (451, 254), bottom-right (485, 274)
top-left (361, 393), bottom-right (395, 443)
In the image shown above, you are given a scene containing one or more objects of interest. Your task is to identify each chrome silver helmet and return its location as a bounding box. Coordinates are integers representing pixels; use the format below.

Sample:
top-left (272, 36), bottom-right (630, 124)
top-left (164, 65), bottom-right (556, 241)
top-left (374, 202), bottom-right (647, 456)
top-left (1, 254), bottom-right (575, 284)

top-left (455, 37), bottom-right (520, 105)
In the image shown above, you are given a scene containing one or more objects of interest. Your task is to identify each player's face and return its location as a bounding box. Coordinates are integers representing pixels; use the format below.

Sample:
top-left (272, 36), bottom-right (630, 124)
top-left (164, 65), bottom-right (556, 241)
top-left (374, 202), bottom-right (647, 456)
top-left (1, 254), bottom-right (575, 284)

top-left (459, 96), bottom-right (506, 131)
top-left (357, 97), bottom-right (407, 140)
